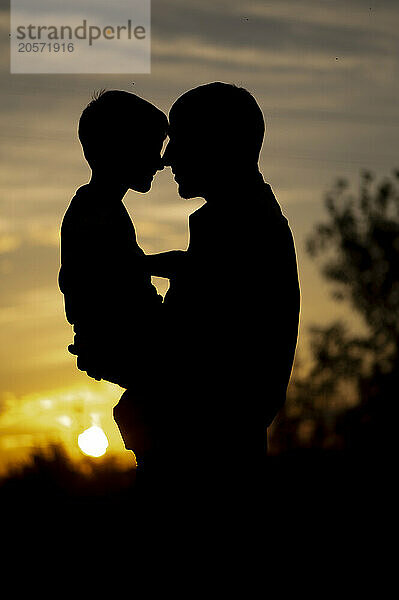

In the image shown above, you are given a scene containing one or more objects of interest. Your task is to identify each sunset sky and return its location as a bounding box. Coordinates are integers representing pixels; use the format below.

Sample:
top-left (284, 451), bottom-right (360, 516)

top-left (0, 0), bottom-right (398, 473)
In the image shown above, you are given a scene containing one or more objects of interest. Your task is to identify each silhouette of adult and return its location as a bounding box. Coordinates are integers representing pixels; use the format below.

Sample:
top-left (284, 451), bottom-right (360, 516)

top-left (146, 83), bottom-right (300, 496)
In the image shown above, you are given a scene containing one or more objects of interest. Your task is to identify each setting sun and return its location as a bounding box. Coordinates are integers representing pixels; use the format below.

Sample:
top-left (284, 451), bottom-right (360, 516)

top-left (78, 425), bottom-right (109, 458)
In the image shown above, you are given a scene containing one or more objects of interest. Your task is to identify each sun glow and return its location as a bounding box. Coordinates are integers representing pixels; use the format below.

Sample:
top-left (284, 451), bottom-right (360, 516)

top-left (78, 425), bottom-right (109, 458)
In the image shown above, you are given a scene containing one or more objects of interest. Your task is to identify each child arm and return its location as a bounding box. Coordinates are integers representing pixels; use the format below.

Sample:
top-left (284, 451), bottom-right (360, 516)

top-left (144, 250), bottom-right (186, 279)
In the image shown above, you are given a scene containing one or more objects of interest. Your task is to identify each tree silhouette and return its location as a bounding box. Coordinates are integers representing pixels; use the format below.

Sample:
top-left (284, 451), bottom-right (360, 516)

top-left (307, 169), bottom-right (399, 373)
top-left (269, 169), bottom-right (399, 458)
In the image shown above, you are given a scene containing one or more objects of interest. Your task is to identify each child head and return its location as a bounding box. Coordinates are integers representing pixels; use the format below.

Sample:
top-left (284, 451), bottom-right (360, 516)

top-left (78, 90), bottom-right (168, 192)
top-left (163, 82), bottom-right (265, 199)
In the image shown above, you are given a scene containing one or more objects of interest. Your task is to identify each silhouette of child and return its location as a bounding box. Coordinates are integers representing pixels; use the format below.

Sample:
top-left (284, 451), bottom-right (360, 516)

top-left (59, 90), bottom-right (168, 386)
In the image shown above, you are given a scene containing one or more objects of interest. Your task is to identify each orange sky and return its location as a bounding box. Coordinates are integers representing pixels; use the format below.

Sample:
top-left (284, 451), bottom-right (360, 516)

top-left (0, 0), bottom-right (398, 474)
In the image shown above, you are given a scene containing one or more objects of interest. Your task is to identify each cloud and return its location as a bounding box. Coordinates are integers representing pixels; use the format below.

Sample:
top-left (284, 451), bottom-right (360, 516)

top-left (153, 35), bottom-right (357, 70)
top-left (0, 284), bottom-right (62, 325)
top-left (151, 0), bottom-right (397, 59)
top-left (240, 0), bottom-right (398, 36)
top-left (0, 232), bottom-right (20, 254)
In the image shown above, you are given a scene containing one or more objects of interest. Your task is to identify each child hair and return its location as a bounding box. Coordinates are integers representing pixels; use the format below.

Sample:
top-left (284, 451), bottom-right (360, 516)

top-left (78, 89), bottom-right (168, 166)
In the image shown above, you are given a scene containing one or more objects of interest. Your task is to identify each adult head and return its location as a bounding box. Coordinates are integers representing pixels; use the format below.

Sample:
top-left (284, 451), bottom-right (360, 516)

top-left (163, 82), bottom-right (265, 199)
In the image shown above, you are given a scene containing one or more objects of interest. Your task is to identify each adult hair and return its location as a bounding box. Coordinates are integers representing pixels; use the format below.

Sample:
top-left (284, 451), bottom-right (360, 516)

top-left (170, 82), bottom-right (265, 162)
